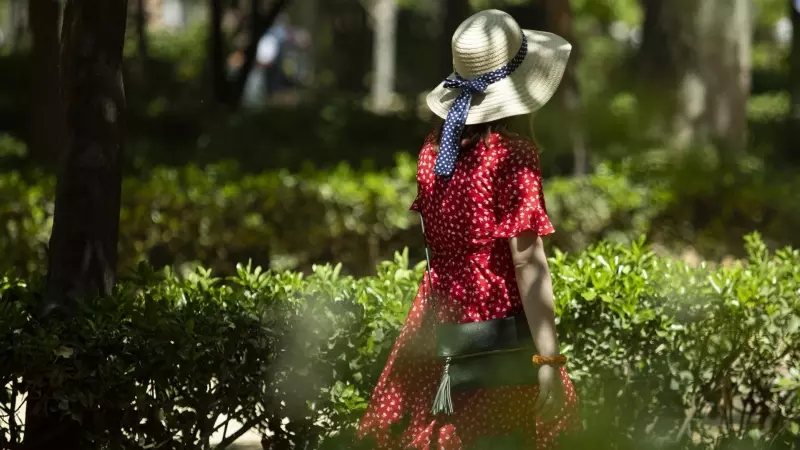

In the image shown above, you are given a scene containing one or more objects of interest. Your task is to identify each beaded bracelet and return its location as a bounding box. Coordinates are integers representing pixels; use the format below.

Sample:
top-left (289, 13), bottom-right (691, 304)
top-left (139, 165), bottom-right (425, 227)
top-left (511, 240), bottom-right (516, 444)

top-left (531, 354), bottom-right (568, 367)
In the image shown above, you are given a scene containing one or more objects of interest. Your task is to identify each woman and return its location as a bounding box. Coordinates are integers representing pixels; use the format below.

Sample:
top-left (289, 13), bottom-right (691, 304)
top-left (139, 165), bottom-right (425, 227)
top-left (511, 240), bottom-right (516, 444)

top-left (358, 10), bottom-right (579, 449)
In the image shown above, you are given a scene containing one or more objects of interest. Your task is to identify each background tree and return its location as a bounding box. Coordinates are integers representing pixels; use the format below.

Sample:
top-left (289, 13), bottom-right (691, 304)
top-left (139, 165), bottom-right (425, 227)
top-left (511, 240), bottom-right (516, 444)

top-left (786, 0), bottom-right (800, 163)
top-left (8, 0), bottom-right (27, 51)
top-left (635, 0), bottom-right (752, 155)
top-left (209, 0), bottom-right (226, 104)
top-left (45, 0), bottom-right (129, 315)
top-left (229, 0), bottom-right (291, 107)
top-left (27, 0), bottom-right (60, 164)
top-left (365, 0), bottom-right (398, 113)
top-left (133, 0), bottom-right (150, 77)
top-left (24, 0), bottom-right (129, 447)
top-left (543, 0), bottom-right (587, 174)
top-left (682, 0), bottom-right (752, 155)
top-left (438, 0), bottom-right (470, 78)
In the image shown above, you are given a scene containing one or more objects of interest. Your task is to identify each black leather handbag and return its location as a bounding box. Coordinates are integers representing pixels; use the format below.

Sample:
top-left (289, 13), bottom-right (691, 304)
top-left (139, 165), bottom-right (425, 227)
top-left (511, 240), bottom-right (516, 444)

top-left (419, 214), bottom-right (538, 416)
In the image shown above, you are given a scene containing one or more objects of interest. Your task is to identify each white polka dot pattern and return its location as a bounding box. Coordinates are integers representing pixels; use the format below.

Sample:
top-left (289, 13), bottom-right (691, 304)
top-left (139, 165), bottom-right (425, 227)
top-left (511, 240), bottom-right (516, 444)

top-left (357, 131), bottom-right (579, 449)
top-left (434, 34), bottom-right (528, 178)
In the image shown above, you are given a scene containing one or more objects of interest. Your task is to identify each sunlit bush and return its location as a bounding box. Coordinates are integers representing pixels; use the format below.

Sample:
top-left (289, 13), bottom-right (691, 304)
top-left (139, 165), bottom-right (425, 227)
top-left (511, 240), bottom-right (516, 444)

top-left (1, 236), bottom-right (798, 449)
top-left (5, 150), bottom-right (800, 279)
top-left (0, 156), bottom-right (668, 278)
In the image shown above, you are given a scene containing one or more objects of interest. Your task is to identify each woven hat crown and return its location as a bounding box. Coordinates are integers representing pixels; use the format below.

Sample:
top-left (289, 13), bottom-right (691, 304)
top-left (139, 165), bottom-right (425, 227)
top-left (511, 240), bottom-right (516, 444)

top-left (451, 10), bottom-right (524, 79)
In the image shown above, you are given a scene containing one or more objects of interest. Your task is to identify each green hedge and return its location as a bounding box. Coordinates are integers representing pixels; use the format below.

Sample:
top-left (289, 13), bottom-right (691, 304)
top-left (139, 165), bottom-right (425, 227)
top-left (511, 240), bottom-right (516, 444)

top-left (4, 132), bottom-right (800, 278)
top-left (2, 236), bottom-right (798, 449)
top-left (0, 155), bottom-right (668, 278)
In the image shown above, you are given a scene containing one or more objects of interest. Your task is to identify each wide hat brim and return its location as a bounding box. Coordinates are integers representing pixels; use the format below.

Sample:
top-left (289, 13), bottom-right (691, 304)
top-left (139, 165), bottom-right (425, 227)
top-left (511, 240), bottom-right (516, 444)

top-left (426, 30), bottom-right (572, 125)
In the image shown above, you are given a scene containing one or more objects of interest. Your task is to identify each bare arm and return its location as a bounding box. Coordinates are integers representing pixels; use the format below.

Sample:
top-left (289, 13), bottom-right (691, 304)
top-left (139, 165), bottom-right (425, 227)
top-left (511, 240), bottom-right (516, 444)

top-left (509, 231), bottom-right (559, 357)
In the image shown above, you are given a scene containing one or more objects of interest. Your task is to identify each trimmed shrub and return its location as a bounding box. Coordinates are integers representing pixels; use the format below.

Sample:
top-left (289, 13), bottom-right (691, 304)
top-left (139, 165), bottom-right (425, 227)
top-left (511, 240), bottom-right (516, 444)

top-left (1, 235), bottom-right (798, 449)
top-left (6, 148), bottom-right (800, 279)
top-left (0, 157), bottom-right (665, 278)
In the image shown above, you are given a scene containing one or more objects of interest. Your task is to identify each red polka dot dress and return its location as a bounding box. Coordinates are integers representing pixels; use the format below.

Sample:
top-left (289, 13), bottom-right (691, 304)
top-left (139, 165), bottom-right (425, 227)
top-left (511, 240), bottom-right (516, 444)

top-left (357, 130), bottom-right (579, 449)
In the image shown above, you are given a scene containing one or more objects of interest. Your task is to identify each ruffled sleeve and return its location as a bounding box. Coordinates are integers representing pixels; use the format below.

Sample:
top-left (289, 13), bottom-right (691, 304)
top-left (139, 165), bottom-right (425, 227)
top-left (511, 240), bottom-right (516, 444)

top-left (493, 139), bottom-right (554, 238)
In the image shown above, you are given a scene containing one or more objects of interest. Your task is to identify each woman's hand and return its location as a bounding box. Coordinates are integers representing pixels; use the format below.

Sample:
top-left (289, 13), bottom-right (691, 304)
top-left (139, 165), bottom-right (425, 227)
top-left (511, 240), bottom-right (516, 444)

top-left (533, 364), bottom-right (565, 421)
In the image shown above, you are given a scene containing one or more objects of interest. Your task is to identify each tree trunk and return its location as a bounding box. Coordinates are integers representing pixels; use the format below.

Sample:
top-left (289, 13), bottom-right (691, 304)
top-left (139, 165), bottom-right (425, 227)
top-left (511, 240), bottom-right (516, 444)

top-left (367, 0), bottom-right (397, 113)
top-left (209, 0), bottom-right (227, 103)
top-left (136, 0), bottom-right (149, 64)
top-left (543, 0), bottom-right (587, 175)
top-left (9, 0), bottom-right (28, 51)
top-left (295, 0), bottom-right (318, 83)
top-left (230, 0), bottom-right (292, 107)
top-left (785, 0), bottom-right (800, 164)
top-left (439, 0), bottom-right (470, 78)
top-left (46, 0), bottom-right (128, 310)
top-left (162, 0), bottom-right (187, 28)
top-left (633, 0), bottom-right (683, 131)
top-left (28, 0), bottom-right (61, 165)
top-left (689, 0), bottom-right (752, 155)
top-left (635, 0), bottom-right (682, 88)
top-left (632, 0), bottom-right (694, 145)
top-left (24, 0), bottom-right (128, 445)
top-left (635, 0), bottom-right (751, 155)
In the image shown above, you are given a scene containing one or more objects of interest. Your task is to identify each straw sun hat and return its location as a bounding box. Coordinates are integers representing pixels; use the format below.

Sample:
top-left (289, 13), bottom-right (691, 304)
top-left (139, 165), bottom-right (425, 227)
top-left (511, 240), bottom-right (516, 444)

top-left (426, 9), bottom-right (572, 125)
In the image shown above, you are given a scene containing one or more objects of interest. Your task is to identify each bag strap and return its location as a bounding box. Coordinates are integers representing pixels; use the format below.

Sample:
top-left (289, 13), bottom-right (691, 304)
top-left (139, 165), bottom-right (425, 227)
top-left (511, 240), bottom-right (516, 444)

top-left (421, 213), bottom-right (455, 416)
top-left (419, 213), bottom-right (436, 309)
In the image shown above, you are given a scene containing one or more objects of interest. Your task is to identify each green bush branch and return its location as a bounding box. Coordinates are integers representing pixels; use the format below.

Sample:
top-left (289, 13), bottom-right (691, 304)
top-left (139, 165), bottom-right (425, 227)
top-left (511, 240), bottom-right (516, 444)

top-left (1, 236), bottom-right (798, 448)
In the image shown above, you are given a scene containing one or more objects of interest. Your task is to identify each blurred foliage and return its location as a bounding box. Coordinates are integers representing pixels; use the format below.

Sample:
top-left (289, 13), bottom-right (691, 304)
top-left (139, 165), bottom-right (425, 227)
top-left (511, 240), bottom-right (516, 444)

top-left (2, 236), bottom-right (798, 448)
top-left (0, 0), bottom-right (795, 181)
top-left (127, 101), bottom-right (432, 173)
top-left (3, 148), bottom-right (800, 278)
top-left (0, 133), bottom-right (26, 159)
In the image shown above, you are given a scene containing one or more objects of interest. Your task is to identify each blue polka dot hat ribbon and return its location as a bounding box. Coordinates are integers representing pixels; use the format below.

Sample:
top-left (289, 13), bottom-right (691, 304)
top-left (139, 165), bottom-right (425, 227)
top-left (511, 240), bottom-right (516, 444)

top-left (434, 34), bottom-right (529, 178)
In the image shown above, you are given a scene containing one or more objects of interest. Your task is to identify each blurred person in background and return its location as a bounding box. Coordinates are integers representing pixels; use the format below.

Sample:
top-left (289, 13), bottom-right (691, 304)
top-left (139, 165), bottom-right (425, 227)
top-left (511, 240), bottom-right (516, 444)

top-left (242, 13), bottom-right (290, 109)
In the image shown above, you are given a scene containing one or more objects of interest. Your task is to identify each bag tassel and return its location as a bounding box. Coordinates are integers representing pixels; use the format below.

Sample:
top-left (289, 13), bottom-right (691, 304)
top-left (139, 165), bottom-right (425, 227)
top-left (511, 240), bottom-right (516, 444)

top-left (431, 357), bottom-right (454, 416)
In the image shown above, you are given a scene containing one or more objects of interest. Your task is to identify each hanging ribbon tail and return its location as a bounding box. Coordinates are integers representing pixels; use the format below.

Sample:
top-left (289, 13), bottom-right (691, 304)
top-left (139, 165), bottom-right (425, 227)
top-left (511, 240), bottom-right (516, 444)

top-left (431, 357), bottom-right (454, 416)
top-left (433, 88), bottom-right (473, 178)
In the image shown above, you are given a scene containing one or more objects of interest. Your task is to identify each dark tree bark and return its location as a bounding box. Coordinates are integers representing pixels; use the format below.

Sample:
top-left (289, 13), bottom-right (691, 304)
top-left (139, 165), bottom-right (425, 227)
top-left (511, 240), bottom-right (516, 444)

top-left (635, 0), bottom-right (682, 88)
top-left (45, 0), bottom-right (128, 311)
top-left (786, 0), bottom-right (800, 164)
top-left (318, 0), bottom-right (370, 93)
top-left (24, 0), bottom-right (128, 446)
top-left (631, 0), bottom-right (694, 141)
top-left (439, 0), bottom-right (470, 77)
top-left (543, 0), bottom-right (587, 174)
top-left (505, 4), bottom-right (547, 33)
top-left (28, 0), bottom-right (61, 164)
top-left (295, 0), bottom-right (318, 81)
top-left (135, 0), bottom-right (149, 64)
top-left (210, 0), bottom-right (227, 103)
top-left (230, 0), bottom-right (292, 107)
